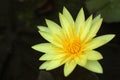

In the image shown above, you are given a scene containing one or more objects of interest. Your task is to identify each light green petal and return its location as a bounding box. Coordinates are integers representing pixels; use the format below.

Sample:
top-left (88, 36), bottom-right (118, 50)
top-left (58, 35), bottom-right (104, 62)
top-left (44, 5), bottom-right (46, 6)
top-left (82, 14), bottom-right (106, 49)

top-left (45, 19), bottom-right (62, 34)
top-left (84, 60), bottom-right (103, 73)
top-left (37, 26), bottom-right (53, 43)
top-left (64, 60), bottom-right (77, 77)
top-left (37, 26), bottom-right (49, 32)
top-left (75, 8), bottom-right (85, 36)
top-left (32, 43), bottom-right (54, 54)
top-left (63, 7), bottom-right (74, 26)
top-left (39, 61), bottom-right (49, 69)
top-left (85, 18), bottom-right (103, 42)
top-left (92, 15), bottom-right (101, 24)
top-left (89, 18), bottom-right (103, 37)
top-left (39, 53), bottom-right (65, 60)
top-left (80, 15), bottom-right (92, 41)
top-left (46, 59), bottom-right (64, 70)
top-left (38, 24), bottom-right (63, 47)
top-left (39, 30), bottom-right (62, 47)
top-left (59, 13), bottom-right (72, 38)
top-left (85, 34), bottom-right (115, 50)
top-left (91, 18), bottom-right (102, 33)
top-left (39, 30), bottom-right (53, 42)
top-left (77, 54), bottom-right (87, 66)
top-left (85, 50), bottom-right (103, 60)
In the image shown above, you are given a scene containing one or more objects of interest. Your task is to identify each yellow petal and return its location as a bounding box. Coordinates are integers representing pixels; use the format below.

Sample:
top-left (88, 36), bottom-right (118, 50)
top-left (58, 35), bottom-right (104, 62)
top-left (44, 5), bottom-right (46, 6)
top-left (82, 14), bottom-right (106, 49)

top-left (80, 15), bottom-right (92, 41)
top-left (45, 19), bottom-right (62, 34)
top-left (39, 61), bottom-right (50, 69)
top-left (85, 34), bottom-right (115, 50)
top-left (39, 53), bottom-right (65, 60)
top-left (85, 50), bottom-right (103, 60)
top-left (39, 30), bottom-right (53, 42)
top-left (59, 13), bottom-right (72, 38)
top-left (92, 15), bottom-right (101, 24)
top-left (77, 54), bottom-right (87, 66)
top-left (85, 18), bottom-right (103, 42)
top-left (84, 60), bottom-right (103, 73)
top-left (37, 26), bottom-right (49, 32)
top-left (63, 7), bottom-right (74, 26)
top-left (75, 8), bottom-right (85, 36)
top-left (39, 30), bottom-right (63, 47)
top-left (32, 43), bottom-right (54, 54)
top-left (46, 59), bottom-right (64, 70)
top-left (64, 60), bottom-right (77, 77)
top-left (38, 26), bottom-right (54, 43)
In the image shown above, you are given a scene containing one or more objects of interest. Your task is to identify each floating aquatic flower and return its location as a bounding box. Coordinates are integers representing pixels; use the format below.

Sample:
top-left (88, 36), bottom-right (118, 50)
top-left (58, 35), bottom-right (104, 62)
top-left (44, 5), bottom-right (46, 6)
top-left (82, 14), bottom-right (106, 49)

top-left (32, 7), bottom-right (115, 77)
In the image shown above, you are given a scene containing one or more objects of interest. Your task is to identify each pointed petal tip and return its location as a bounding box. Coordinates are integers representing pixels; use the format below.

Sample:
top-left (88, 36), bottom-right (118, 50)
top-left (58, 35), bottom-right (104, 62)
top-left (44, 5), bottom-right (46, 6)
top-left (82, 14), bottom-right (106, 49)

top-left (64, 69), bottom-right (70, 77)
top-left (63, 6), bottom-right (69, 13)
top-left (80, 7), bottom-right (83, 10)
top-left (39, 57), bottom-right (43, 61)
top-left (45, 19), bottom-right (51, 25)
top-left (96, 14), bottom-right (101, 18)
top-left (85, 50), bottom-right (103, 60)
top-left (37, 26), bottom-right (41, 30)
top-left (64, 73), bottom-right (69, 77)
top-left (84, 61), bottom-right (103, 74)
top-left (80, 7), bottom-right (84, 13)
top-left (63, 6), bottom-right (67, 11)
top-left (96, 67), bottom-right (103, 74)
top-left (31, 45), bottom-right (41, 52)
top-left (59, 12), bottom-right (62, 17)
top-left (90, 14), bottom-right (93, 18)
top-left (100, 18), bottom-right (103, 22)
top-left (64, 61), bottom-right (77, 77)
top-left (39, 65), bottom-right (45, 70)
top-left (45, 18), bottom-right (49, 22)
top-left (106, 34), bottom-right (116, 40)
top-left (87, 15), bottom-right (93, 20)
top-left (98, 14), bottom-right (101, 18)
top-left (31, 45), bottom-right (36, 50)
top-left (45, 18), bottom-right (53, 23)
top-left (111, 34), bottom-right (116, 38)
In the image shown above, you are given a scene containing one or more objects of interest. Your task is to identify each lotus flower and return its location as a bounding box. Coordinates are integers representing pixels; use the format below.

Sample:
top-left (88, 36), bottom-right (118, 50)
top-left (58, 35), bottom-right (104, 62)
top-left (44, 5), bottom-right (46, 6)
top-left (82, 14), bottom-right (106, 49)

top-left (32, 7), bottom-right (115, 77)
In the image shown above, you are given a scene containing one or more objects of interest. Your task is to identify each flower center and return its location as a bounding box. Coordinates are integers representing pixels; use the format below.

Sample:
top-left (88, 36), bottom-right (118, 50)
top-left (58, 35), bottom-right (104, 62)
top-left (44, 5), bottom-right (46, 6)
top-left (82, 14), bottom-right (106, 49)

top-left (65, 39), bottom-right (81, 54)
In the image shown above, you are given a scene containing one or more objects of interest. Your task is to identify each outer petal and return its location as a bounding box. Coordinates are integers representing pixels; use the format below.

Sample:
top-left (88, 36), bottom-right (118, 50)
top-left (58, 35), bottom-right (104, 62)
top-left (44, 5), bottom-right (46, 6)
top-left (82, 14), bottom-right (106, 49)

top-left (84, 60), bottom-right (103, 73)
top-left (39, 30), bottom-right (63, 47)
top-left (75, 8), bottom-right (85, 36)
top-left (59, 13), bottom-right (72, 38)
top-left (85, 34), bottom-right (115, 50)
top-left (45, 19), bottom-right (62, 34)
top-left (37, 26), bottom-right (49, 32)
top-left (38, 30), bottom-right (53, 42)
top-left (38, 26), bottom-right (54, 42)
top-left (77, 54), bottom-right (87, 66)
top-left (85, 18), bottom-right (103, 42)
top-left (46, 59), bottom-right (64, 70)
top-left (64, 60), bottom-right (77, 77)
top-left (39, 53), bottom-right (65, 60)
top-left (92, 15), bottom-right (101, 24)
top-left (38, 26), bottom-right (55, 43)
top-left (32, 43), bottom-right (54, 54)
top-left (45, 19), bottom-right (65, 47)
top-left (63, 7), bottom-right (74, 26)
top-left (80, 15), bottom-right (92, 41)
top-left (84, 50), bottom-right (103, 60)
top-left (39, 61), bottom-right (49, 69)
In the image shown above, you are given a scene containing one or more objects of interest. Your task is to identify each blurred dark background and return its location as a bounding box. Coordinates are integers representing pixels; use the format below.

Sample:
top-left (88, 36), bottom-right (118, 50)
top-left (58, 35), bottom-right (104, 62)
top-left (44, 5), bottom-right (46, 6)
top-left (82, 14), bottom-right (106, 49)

top-left (0, 0), bottom-right (120, 80)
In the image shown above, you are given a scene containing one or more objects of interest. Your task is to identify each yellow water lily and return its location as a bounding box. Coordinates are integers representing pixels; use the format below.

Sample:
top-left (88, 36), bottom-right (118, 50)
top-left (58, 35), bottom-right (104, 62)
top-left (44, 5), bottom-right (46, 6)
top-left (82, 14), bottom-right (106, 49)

top-left (32, 7), bottom-right (115, 77)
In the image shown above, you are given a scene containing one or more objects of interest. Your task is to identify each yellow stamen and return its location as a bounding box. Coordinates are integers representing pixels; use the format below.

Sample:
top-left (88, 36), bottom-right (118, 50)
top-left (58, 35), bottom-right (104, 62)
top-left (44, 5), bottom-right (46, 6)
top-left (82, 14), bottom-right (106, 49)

top-left (63, 38), bottom-right (82, 54)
